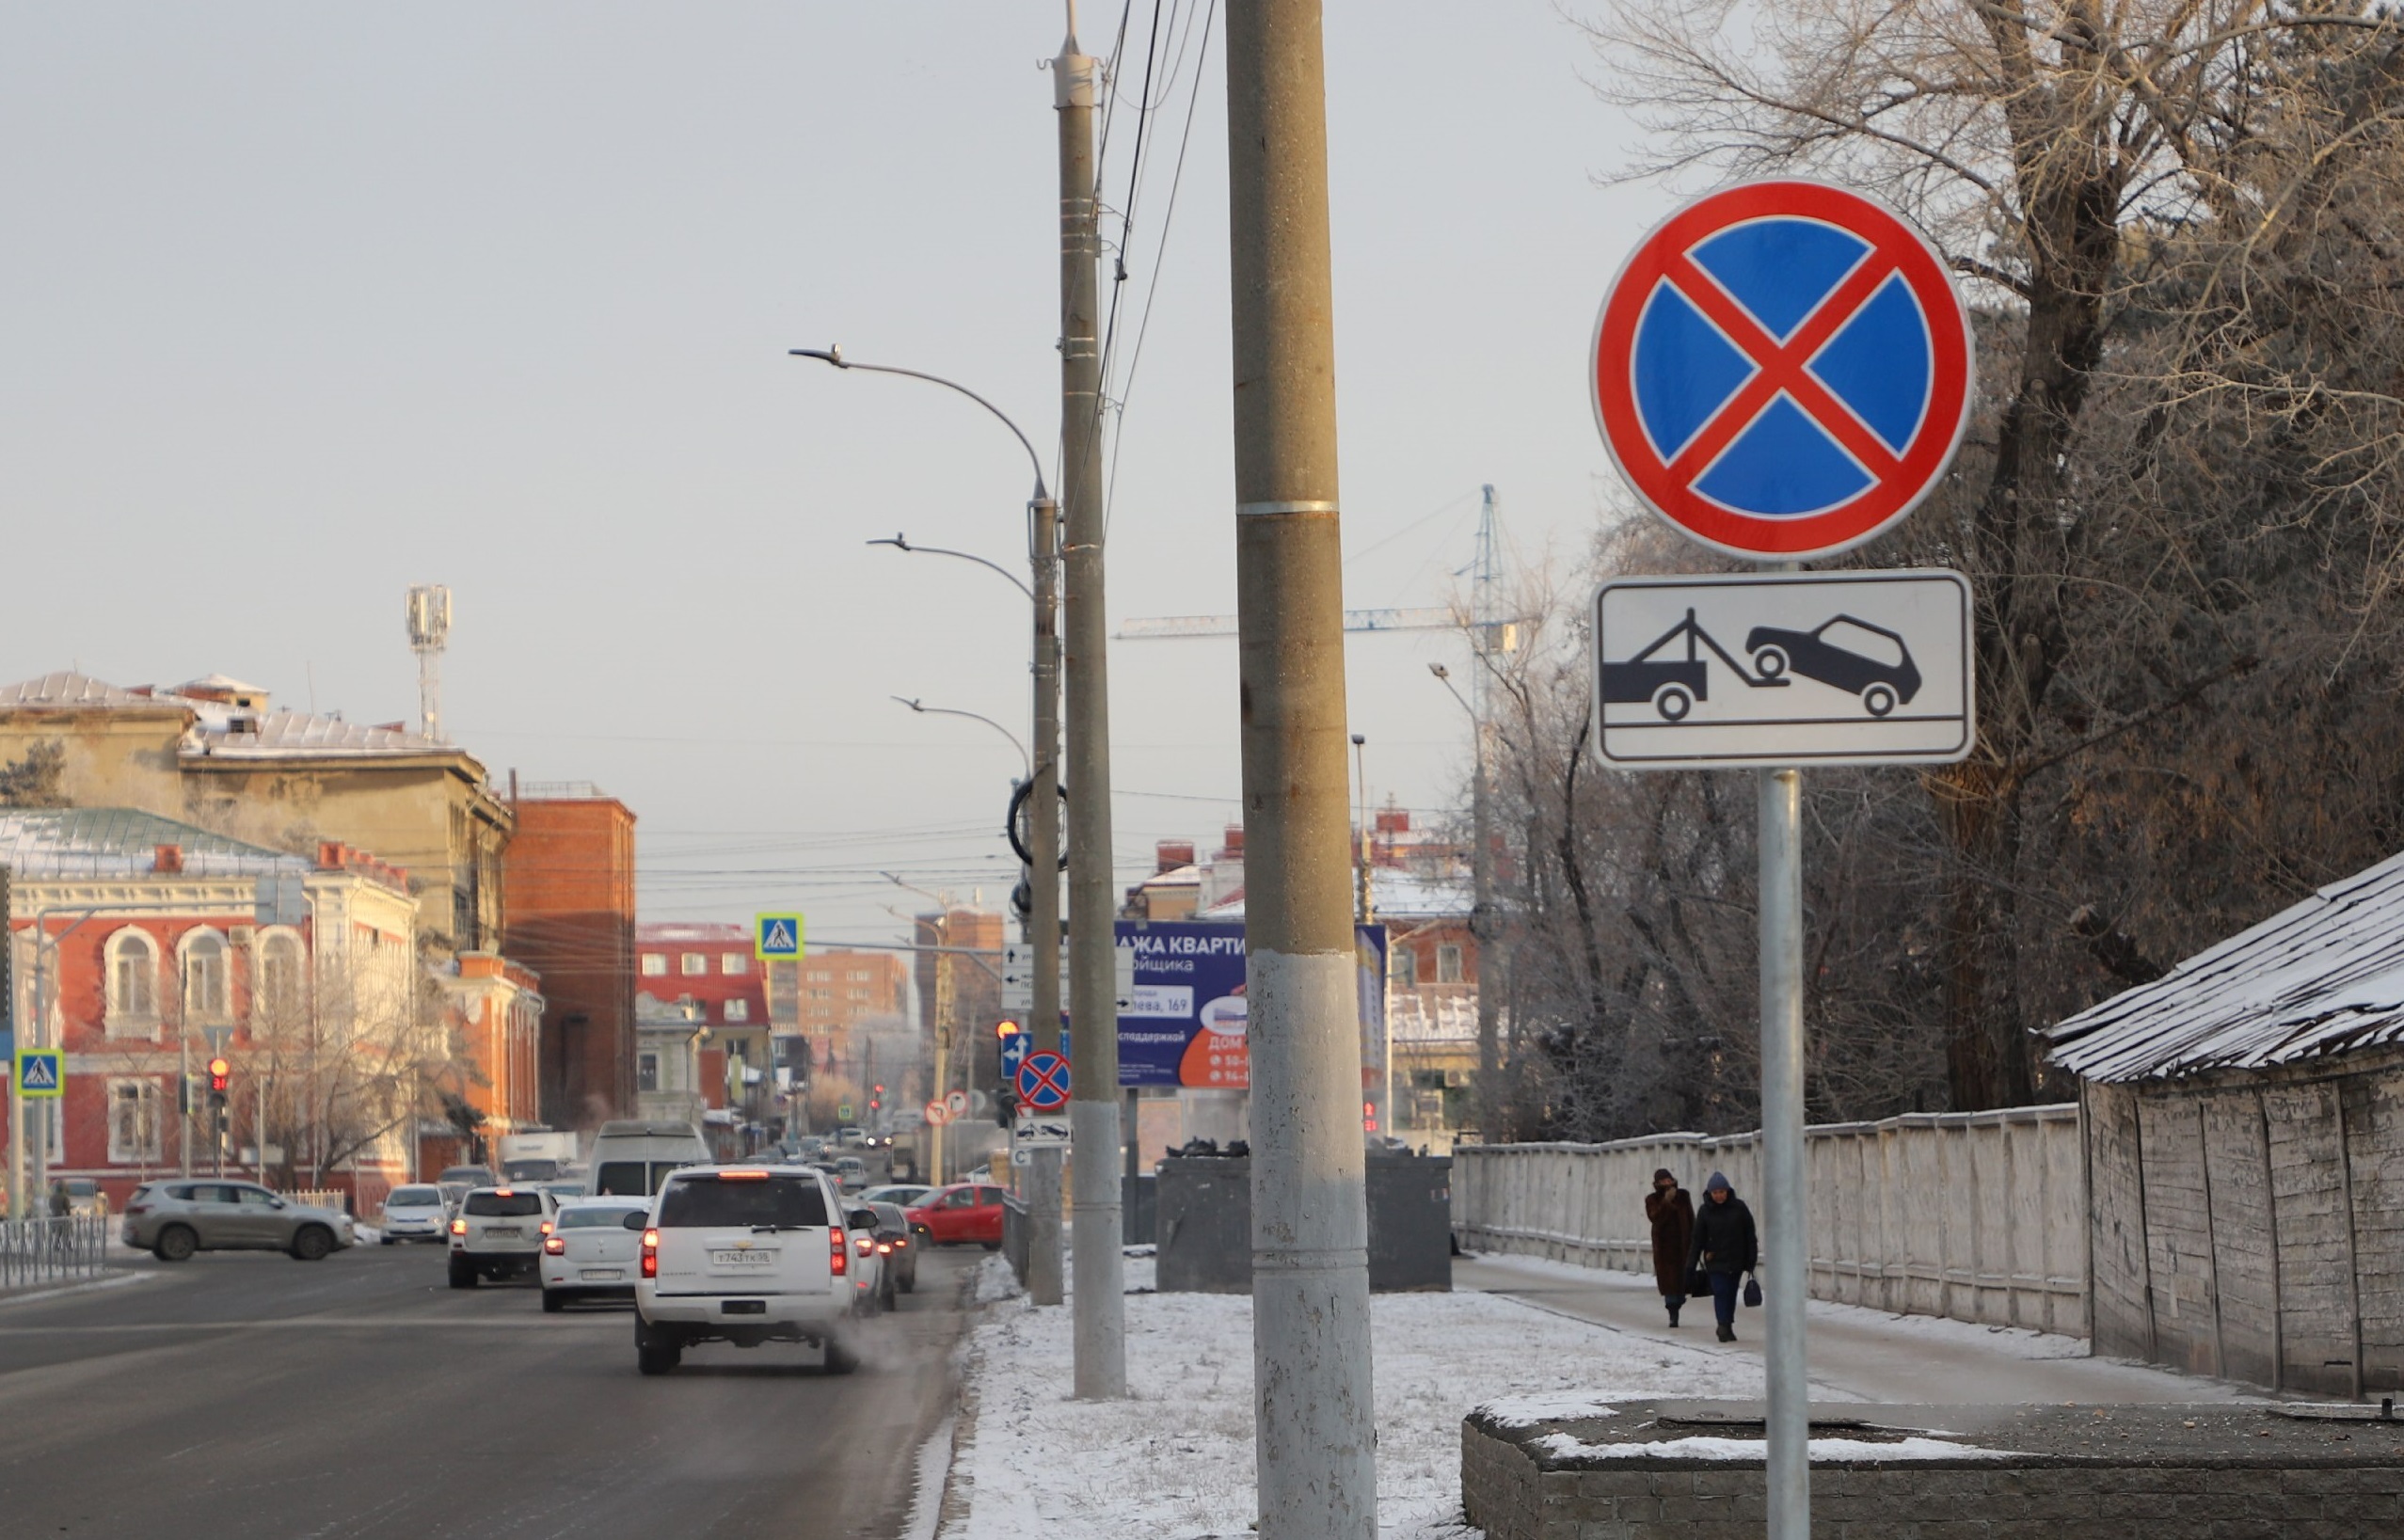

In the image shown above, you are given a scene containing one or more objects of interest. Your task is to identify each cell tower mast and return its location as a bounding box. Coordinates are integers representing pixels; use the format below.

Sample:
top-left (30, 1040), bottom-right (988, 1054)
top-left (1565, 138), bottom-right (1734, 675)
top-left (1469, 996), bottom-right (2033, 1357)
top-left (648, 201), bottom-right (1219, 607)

top-left (405, 585), bottom-right (452, 742)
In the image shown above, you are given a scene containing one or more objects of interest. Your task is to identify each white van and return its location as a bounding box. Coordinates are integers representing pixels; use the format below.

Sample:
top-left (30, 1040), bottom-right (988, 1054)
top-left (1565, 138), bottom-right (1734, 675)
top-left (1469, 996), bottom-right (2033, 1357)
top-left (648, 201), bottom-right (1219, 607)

top-left (585, 1120), bottom-right (710, 1199)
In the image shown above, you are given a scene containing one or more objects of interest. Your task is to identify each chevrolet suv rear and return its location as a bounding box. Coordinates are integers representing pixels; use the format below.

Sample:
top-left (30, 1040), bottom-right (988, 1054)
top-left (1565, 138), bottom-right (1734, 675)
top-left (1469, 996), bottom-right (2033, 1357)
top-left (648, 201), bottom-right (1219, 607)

top-left (631, 1165), bottom-right (878, 1375)
top-left (448, 1186), bottom-right (556, 1288)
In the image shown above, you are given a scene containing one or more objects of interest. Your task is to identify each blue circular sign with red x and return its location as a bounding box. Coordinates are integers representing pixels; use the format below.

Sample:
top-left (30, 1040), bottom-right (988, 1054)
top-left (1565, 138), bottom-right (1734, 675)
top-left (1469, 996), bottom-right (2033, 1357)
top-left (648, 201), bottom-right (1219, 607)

top-left (1592, 180), bottom-right (1973, 560)
top-left (1015, 1050), bottom-right (1071, 1112)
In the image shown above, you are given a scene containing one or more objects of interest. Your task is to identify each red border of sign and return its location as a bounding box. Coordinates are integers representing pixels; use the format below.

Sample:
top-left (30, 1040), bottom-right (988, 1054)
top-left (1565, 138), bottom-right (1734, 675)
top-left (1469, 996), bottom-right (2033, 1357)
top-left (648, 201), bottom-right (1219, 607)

top-left (1017, 1050), bottom-right (1071, 1111)
top-left (1591, 180), bottom-right (1973, 560)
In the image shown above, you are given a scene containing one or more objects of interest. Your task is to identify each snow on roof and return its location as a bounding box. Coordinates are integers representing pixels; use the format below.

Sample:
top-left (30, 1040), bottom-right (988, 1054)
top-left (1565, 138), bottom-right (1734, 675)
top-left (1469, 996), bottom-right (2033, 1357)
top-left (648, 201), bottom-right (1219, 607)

top-left (0, 807), bottom-right (310, 881)
top-left (638, 922), bottom-right (751, 944)
top-left (0, 671), bottom-right (170, 710)
top-left (1390, 991), bottom-right (1481, 1044)
top-left (2043, 849), bottom-right (2404, 1082)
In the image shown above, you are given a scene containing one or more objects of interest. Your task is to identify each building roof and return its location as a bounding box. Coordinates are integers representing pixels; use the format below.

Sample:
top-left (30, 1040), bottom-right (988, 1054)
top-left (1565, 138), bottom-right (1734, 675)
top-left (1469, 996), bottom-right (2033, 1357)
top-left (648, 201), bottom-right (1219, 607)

top-left (0, 807), bottom-right (310, 881)
top-left (0, 670), bottom-right (456, 761)
top-left (2044, 849), bottom-right (2404, 1082)
top-left (638, 922), bottom-right (751, 945)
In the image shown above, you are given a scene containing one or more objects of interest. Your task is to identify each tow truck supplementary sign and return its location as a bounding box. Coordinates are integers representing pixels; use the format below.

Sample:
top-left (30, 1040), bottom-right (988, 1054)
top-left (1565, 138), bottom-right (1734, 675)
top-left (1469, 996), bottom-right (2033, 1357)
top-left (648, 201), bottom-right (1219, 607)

top-left (1593, 570), bottom-right (1973, 768)
top-left (1592, 180), bottom-right (1973, 561)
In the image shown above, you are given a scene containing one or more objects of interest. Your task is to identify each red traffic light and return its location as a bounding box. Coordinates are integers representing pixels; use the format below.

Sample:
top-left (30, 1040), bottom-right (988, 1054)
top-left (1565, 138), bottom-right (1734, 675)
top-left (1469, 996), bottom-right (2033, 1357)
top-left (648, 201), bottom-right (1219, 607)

top-left (995, 1018), bottom-right (1020, 1040)
top-left (208, 1056), bottom-right (231, 1092)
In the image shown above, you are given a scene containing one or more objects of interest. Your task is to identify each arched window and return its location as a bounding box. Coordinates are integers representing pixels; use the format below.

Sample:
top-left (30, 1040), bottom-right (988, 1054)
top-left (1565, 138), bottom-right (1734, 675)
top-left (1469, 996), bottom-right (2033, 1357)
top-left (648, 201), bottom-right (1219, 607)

top-left (183, 931), bottom-right (229, 1022)
top-left (106, 929), bottom-right (160, 1034)
top-left (258, 931), bottom-right (304, 1024)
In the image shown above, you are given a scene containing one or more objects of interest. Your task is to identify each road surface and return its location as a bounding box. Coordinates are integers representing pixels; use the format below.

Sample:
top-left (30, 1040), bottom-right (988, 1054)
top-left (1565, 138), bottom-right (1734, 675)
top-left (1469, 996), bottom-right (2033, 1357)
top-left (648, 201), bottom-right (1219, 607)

top-left (0, 1239), bottom-right (977, 1538)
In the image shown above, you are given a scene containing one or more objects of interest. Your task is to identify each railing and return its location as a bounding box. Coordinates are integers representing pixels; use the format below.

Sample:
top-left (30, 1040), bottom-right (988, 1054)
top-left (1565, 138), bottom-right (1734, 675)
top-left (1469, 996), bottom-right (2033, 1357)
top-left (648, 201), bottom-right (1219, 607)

top-left (286, 1189), bottom-right (349, 1214)
top-left (0, 1216), bottom-right (117, 1291)
top-left (1455, 1103), bottom-right (2088, 1337)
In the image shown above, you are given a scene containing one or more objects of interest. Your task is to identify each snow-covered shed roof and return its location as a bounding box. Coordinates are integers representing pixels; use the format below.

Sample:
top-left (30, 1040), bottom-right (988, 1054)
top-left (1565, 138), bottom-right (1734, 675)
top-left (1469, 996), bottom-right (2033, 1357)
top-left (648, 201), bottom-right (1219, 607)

top-left (2043, 849), bottom-right (2404, 1082)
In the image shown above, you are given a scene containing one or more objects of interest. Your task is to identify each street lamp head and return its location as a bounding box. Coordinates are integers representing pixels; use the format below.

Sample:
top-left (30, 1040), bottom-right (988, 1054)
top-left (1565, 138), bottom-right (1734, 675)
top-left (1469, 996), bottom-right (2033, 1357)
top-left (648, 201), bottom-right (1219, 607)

top-left (788, 345), bottom-right (847, 368)
top-left (1350, 733), bottom-right (1366, 747)
top-left (1429, 663), bottom-right (1450, 680)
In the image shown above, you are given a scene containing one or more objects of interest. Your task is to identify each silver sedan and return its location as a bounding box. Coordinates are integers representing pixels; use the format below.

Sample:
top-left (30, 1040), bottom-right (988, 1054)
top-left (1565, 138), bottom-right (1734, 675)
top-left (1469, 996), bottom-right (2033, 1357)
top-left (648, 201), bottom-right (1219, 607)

top-left (120, 1181), bottom-right (354, 1262)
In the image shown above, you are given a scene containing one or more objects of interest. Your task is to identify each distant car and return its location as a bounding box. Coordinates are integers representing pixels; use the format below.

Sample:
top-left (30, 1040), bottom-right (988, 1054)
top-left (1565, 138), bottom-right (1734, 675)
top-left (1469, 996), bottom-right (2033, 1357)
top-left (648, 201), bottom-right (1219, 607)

top-left (541, 1182), bottom-right (585, 1201)
top-left (439, 1165), bottom-right (498, 1189)
top-left (1744, 615), bottom-right (1921, 717)
top-left (630, 1164), bottom-right (880, 1375)
top-left (867, 1200), bottom-right (916, 1298)
top-left (905, 1182), bottom-right (1007, 1249)
top-left (121, 1181), bottom-right (353, 1262)
top-left (60, 1178), bottom-right (107, 1219)
top-left (832, 1156), bottom-right (868, 1191)
top-left (538, 1198), bottom-right (649, 1311)
top-left (379, 1183), bottom-right (451, 1244)
top-left (860, 1183), bottom-right (931, 1210)
top-left (501, 1157), bottom-right (562, 1183)
top-left (448, 1186), bottom-right (559, 1288)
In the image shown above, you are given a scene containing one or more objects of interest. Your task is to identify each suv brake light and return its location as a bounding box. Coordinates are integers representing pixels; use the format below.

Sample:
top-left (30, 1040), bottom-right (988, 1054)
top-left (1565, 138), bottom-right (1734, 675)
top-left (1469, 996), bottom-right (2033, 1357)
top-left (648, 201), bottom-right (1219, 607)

top-left (853, 1233), bottom-right (873, 1255)
top-left (641, 1228), bottom-right (660, 1278)
top-left (450, 1217), bottom-right (467, 1235)
top-left (717, 1169), bottom-right (769, 1181)
top-left (830, 1227), bottom-right (847, 1277)
top-left (543, 1235), bottom-right (565, 1255)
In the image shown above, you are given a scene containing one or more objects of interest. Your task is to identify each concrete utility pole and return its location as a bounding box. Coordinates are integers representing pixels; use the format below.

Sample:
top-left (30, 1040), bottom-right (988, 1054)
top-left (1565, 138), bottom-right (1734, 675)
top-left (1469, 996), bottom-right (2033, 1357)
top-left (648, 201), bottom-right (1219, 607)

top-left (1056, 2), bottom-right (1125, 1397)
top-left (1226, 2), bottom-right (1377, 1534)
top-left (1026, 495), bottom-right (1066, 1308)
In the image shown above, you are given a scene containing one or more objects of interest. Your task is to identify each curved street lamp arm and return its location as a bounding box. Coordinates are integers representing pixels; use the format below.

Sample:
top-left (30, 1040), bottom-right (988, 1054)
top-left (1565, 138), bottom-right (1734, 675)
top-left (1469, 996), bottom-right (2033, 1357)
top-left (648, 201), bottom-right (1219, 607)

top-left (890, 695), bottom-right (1032, 782)
top-left (867, 533), bottom-right (1035, 601)
top-left (790, 346), bottom-right (1050, 504)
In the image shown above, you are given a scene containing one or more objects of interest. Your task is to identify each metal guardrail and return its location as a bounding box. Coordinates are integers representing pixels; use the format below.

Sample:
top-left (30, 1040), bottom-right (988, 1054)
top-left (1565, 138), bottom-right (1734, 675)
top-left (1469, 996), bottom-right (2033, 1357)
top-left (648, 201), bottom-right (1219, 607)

top-left (0, 1216), bottom-right (115, 1291)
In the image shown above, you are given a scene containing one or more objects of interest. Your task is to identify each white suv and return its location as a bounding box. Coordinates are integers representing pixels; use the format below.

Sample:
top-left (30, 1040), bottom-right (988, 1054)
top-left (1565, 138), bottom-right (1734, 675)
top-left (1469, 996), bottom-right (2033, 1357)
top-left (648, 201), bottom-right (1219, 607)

top-left (448, 1185), bottom-right (558, 1288)
top-left (632, 1164), bottom-right (882, 1375)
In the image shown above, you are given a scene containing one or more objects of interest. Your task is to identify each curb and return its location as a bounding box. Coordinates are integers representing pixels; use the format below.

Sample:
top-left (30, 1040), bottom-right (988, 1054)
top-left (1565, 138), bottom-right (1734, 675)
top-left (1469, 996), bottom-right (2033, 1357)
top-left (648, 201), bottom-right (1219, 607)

top-left (0, 1268), bottom-right (158, 1309)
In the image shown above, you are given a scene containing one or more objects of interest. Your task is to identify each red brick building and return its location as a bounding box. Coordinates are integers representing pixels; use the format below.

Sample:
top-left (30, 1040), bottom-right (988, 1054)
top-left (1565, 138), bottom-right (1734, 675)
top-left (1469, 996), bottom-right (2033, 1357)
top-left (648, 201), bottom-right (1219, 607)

top-left (502, 786), bottom-right (637, 1129)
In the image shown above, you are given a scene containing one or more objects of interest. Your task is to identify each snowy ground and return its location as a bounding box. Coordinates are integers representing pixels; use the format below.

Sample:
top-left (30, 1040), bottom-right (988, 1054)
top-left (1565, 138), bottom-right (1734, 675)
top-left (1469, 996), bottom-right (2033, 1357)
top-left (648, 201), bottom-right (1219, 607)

top-left (941, 1255), bottom-right (1766, 1540)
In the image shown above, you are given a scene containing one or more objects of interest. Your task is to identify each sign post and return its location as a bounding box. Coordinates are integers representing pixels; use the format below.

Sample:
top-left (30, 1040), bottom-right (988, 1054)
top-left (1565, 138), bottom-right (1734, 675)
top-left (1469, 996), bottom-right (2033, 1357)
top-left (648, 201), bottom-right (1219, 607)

top-left (1590, 178), bottom-right (1975, 1540)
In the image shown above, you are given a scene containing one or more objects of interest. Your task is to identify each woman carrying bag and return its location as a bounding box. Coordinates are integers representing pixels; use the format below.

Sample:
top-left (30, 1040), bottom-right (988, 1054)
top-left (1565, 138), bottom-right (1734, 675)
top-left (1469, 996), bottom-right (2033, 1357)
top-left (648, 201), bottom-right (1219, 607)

top-left (1645, 1169), bottom-right (1695, 1326)
top-left (1684, 1170), bottom-right (1759, 1342)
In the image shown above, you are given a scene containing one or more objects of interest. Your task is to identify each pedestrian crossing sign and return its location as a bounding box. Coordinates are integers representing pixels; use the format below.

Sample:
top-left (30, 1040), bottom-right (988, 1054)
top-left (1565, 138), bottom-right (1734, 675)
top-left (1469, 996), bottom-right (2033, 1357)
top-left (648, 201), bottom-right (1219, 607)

top-left (755, 913), bottom-right (804, 961)
top-left (14, 1049), bottom-right (63, 1099)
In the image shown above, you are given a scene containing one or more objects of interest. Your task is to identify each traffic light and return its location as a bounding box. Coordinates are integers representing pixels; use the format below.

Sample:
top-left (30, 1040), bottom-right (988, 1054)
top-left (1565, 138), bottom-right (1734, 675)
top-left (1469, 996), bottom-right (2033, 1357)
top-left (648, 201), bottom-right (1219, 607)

top-left (869, 1083), bottom-right (884, 1112)
top-left (208, 1057), bottom-right (231, 1096)
top-left (995, 1018), bottom-right (1020, 1040)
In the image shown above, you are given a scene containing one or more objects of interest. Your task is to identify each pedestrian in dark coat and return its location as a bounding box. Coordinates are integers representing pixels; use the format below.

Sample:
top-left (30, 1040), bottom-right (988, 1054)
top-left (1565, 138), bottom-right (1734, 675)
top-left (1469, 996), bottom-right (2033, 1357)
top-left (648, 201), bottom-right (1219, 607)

top-left (1646, 1168), bottom-right (1695, 1326)
top-left (1685, 1170), bottom-right (1758, 1342)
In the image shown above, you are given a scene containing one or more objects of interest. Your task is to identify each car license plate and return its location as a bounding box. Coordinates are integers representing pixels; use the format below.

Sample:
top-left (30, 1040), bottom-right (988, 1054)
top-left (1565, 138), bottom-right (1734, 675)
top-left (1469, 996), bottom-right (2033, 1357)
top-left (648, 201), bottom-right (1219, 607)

top-left (710, 1249), bottom-right (776, 1267)
top-left (581, 1268), bottom-right (624, 1281)
top-left (486, 1227), bottom-right (520, 1238)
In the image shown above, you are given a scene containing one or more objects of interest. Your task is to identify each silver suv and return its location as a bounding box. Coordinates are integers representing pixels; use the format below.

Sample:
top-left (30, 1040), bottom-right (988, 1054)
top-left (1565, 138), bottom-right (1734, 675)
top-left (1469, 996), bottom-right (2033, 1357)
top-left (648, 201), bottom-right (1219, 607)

top-left (631, 1165), bottom-right (882, 1374)
top-left (448, 1186), bottom-right (558, 1288)
top-left (120, 1181), bottom-right (354, 1262)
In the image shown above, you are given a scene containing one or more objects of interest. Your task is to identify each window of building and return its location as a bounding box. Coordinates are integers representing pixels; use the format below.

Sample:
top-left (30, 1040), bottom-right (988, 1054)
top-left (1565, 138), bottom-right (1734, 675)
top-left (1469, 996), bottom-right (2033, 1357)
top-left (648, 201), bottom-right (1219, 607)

top-left (1436, 945), bottom-right (1464, 984)
top-left (259, 931), bottom-right (303, 1024)
top-left (1391, 948), bottom-right (1417, 989)
top-left (848, 989), bottom-right (868, 1001)
top-left (183, 931), bottom-right (230, 1021)
top-left (681, 953), bottom-right (708, 976)
top-left (636, 1053), bottom-right (660, 1094)
top-left (809, 988), bottom-right (832, 1000)
top-left (722, 954), bottom-right (748, 976)
top-left (641, 954), bottom-right (667, 976)
top-left (109, 1080), bottom-right (162, 1164)
top-left (724, 999), bottom-right (750, 1023)
top-left (106, 929), bottom-right (159, 1032)
top-left (849, 970), bottom-right (870, 981)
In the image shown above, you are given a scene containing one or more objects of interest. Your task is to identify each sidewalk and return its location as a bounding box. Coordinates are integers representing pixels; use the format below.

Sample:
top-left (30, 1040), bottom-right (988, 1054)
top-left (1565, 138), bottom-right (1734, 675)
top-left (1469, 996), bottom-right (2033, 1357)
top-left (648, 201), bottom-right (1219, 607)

top-left (1455, 1250), bottom-right (2252, 1405)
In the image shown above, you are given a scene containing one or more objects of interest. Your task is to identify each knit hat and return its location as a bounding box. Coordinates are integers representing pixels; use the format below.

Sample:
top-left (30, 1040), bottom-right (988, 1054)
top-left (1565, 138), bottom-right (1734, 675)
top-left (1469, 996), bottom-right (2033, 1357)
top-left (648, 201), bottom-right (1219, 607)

top-left (1652, 1167), bottom-right (1676, 1183)
top-left (1705, 1170), bottom-right (1732, 1194)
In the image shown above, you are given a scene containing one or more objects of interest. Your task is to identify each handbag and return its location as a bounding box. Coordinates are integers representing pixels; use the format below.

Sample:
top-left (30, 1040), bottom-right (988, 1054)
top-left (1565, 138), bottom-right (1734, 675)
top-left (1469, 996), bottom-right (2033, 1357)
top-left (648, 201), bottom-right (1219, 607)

top-left (1743, 1273), bottom-right (1763, 1309)
top-left (1686, 1268), bottom-right (1710, 1297)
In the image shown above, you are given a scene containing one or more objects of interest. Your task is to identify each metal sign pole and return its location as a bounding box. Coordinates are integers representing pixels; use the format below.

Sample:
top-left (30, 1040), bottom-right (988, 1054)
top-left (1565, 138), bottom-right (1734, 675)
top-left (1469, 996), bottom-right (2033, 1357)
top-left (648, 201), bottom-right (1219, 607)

top-left (1758, 765), bottom-right (1808, 1540)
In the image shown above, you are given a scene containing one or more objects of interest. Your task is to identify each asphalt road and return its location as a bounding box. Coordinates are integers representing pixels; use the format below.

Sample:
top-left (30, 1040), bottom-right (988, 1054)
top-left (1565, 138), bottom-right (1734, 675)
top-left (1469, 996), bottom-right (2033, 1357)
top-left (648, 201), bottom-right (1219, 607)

top-left (0, 1237), bottom-right (979, 1539)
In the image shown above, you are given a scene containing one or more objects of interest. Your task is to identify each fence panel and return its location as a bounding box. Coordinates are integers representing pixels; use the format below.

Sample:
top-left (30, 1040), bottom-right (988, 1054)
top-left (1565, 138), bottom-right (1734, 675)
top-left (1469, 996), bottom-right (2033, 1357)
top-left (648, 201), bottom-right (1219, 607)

top-left (0, 1216), bottom-right (116, 1292)
top-left (1454, 1104), bottom-right (2087, 1336)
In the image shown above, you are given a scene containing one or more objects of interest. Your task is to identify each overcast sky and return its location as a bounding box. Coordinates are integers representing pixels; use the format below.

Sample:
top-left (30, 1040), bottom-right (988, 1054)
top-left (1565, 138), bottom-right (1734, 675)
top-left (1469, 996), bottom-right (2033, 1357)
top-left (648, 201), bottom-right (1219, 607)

top-left (0, 4), bottom-right (1670, 947)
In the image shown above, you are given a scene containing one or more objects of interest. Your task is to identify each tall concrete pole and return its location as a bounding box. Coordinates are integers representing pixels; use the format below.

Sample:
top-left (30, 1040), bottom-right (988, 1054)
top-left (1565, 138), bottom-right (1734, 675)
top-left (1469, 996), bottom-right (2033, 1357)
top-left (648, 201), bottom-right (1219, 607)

top-left (1227, 3), bottom-right (1377, 1535)
top-left (1758, 765), bottom-right (1810, 1539)
top-left (1057, 7), bottom-right (1125, 1398)
top-left (1026, 496), bottom-right (1066, 1307)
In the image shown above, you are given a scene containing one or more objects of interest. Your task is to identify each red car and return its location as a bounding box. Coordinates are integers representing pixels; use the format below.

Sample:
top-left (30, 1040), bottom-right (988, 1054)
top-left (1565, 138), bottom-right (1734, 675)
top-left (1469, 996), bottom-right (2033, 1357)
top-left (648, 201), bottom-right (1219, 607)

top-left (905, 1183), bottom-right (1008, 1249)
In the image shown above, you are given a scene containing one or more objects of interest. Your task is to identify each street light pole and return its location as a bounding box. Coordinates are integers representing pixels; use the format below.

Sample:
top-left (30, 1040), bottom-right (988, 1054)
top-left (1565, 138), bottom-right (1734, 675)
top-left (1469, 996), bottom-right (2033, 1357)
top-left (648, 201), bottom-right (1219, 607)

top-left (793, 345), bottom-right (1069, 1310)
top-left (1227, 1), bottom-right (1377, 1534)
top-left (1055, 4), bottom-right (1125, 1399)
top-left (1431, 662), bottom-right (1500, 1135)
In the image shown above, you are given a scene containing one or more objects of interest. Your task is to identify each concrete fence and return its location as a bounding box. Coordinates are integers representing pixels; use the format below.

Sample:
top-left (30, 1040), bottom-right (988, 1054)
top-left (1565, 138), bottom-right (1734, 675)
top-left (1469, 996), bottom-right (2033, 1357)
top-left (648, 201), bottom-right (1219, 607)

top-left (1454, 1103), bottom-right (2088, 1336)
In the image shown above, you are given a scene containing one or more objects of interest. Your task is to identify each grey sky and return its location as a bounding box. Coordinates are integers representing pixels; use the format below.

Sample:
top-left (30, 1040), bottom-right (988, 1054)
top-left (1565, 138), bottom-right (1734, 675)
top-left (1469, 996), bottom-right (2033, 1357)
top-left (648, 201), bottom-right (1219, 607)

top-left (0, 4), bottom-right (1669, 946)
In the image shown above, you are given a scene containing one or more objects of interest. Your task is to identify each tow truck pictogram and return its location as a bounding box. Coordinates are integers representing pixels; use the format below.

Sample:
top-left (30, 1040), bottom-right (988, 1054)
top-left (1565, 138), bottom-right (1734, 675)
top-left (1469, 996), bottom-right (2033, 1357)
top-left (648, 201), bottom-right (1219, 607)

top-left (1599, 609), bottom-right (1788, 722)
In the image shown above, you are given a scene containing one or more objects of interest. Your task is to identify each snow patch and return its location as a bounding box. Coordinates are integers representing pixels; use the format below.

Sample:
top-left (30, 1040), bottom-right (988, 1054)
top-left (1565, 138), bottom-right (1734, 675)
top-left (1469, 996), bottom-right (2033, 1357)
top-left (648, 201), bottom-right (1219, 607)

top-left (1535, 1432), bottom-right (2016, 1463)
top-left (1475, 1393), bottom-right (1620, 1429)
